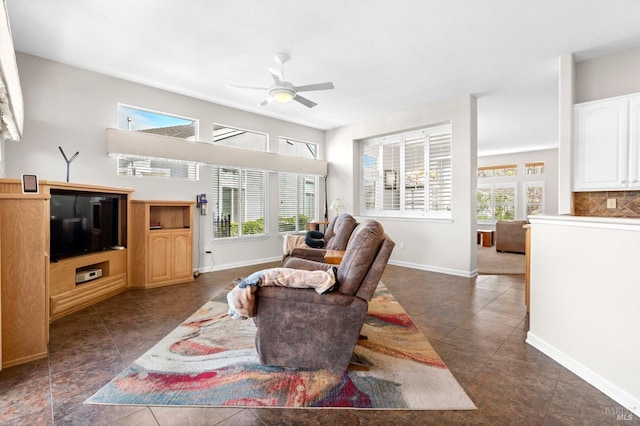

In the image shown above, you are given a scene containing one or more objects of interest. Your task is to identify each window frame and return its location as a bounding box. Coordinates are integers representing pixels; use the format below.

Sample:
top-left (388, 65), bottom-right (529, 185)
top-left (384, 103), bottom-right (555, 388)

top-left (117, 103), bottom-right (198, 139)
top-left (278, 173), bottom-right (319, 234)
top-left (212, 123), bottom-right (268, 152)
top-left (359, 123), bottom-right (452, 219)
top-left (115, 104), bottom-right (200, 180)
top-left (523, 181), bottom-right (545, 217)
top-left (279, 137), bottom-right (318, 159)
top-left (211, 166), bottom-right (268, 240)
top-left (477, 182), bottom-right (517, 224)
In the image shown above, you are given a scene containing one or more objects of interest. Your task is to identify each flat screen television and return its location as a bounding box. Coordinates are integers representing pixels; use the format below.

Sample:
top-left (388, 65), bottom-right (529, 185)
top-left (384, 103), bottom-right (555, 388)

top-left (50, 189), bottom-right (125, 261)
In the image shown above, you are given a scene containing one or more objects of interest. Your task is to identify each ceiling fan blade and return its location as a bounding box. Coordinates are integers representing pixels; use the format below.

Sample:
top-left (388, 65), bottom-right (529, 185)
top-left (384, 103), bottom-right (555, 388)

top-left (293, 95), bottom-right (317, 108)
top-left (260, 97), bottom-right (273, 106)
top-left (294, 82), bottom-right (335, 92)
top-left (269, 67), bottom-right (284, 85)
top-left (229, 83), bottom-right (268, 91)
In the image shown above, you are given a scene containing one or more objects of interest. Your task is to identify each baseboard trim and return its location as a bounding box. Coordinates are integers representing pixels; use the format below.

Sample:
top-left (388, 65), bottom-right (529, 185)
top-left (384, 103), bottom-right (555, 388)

top-left (388, 260), bottom-right (477, 278)
top-left (526, 332), bottom-right (639, 417)
top-left (196, 256), bottom-right (281, 273)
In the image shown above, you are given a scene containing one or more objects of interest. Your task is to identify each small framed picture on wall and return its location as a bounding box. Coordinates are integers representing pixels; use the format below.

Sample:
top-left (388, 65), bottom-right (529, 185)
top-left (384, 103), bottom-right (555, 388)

top-left (384, 170), bottom-right (397, 189)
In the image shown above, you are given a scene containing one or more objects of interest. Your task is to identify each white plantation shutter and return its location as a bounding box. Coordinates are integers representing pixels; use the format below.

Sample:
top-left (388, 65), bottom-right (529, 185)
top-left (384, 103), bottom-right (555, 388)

top-left (404, 135), bottom-right (425, 211)
top-left (524, 182), bottom-right (544, 216)
top-left (477, 185), bottom-right (493, 220)
top-left (428, 129), bottom-right (452, 212)
top-left (476, 183), bottom-right (517, 222)
top-left (362, 144), bottom-right (380, 212)
top-left (383, 141), bottom-right (401, 211)
top-left (494, 184), bottom-right (516, 220)
top-left (360, 123), bottom-right (452, 218)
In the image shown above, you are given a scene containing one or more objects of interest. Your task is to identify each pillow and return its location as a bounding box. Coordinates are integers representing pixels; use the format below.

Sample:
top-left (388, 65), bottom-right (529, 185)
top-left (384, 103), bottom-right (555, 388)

top-left (304, 230), bottom-right (326, 249)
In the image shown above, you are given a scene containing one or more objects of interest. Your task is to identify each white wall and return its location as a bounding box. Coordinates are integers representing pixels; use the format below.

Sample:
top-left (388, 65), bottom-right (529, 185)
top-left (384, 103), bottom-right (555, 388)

top-left (477, 148), bottom-right (559, 228)
top-left (575, 47), bottom-right (640, 103)
top-left (527, 216), bottom-right (640, 415)
top-left (6, 53), bottom-right (326, 271)
top-left (326, 95), bottom-right (478, 277)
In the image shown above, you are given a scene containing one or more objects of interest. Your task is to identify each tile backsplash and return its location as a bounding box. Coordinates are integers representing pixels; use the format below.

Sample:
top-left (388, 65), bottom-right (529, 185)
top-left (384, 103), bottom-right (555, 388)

top-left (573, 191), bottom-right (640, 218)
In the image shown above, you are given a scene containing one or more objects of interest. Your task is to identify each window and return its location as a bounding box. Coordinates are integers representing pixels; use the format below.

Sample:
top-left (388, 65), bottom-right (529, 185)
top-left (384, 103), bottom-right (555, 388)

top-left (213, 124), bottom-right (267, 151)
top-left (525, 161), bottom-right (545, 175)
top-left (524, 182), bottom-right (544, 216)
top-left (117, 104), bottom-right (197, 139)
top-left (116, 155), bottom-right (199, 180)
top-left (279, 137), bottom-right (318, 159)
top-left (211, 167), bottom-right (266, 238)
top-left (477, 184), bottom-right (516, 222)
top-left (278, 173), bottom-right (318, 233)
top-left (116, 104), bottom-right (199, 180)
top-left (477, 164), bottom-right (518, 178)
top-left (360, 123), bottom-right (452, 218)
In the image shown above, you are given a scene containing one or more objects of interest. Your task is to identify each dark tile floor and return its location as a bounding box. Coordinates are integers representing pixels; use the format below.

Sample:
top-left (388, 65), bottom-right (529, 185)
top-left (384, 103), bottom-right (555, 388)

top-left (1, 263), bottom-right (637, 425)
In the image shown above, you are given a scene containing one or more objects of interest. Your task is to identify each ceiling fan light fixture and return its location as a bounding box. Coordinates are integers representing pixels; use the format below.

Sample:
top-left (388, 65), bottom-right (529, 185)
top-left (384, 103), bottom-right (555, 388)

top-left (270, 88), bottom-right (295, 103)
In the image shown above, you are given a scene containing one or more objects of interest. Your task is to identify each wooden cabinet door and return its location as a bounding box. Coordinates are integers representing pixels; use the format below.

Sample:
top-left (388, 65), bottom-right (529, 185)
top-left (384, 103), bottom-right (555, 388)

top-left (574, 98), bottom-right (628, 190)
top-left (172, 231), bottom-right (192, 280)
top-left (148, 233), bottom-right (171, 283)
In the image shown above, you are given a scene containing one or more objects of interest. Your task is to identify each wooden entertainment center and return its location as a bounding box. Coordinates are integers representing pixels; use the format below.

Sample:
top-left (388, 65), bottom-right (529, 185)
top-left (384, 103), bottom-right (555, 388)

top-left (0, 179), bottom-right (194, 370)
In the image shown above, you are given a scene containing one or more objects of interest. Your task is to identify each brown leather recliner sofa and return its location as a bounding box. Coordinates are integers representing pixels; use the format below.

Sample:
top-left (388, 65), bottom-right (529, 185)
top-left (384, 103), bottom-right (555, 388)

top-left (495, 220), bottom-right (528, 254)
top-left (282, 213), bottom-right (358, 264)
top-left (254, 220), bottom-right (394, 372)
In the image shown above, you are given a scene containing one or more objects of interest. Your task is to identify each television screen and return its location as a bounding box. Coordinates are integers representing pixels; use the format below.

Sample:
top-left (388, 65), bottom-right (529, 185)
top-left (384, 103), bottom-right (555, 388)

top-left (50, 190), bottom-right (123, 260)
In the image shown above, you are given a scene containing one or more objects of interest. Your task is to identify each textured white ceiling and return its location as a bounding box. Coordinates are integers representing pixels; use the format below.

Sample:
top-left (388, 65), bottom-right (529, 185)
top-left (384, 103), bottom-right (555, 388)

top-left (6, 0), bottom-right (640, 155)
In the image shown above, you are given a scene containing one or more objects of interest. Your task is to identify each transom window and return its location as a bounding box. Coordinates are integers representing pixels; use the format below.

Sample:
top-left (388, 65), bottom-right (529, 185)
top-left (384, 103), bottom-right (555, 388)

top-left (278, 173), bottom-right (318, 233)
top-left (211, 167), bottom-right (266, 239)
top-left (477, 164), bottom-right (518, 178)
top-left (525, 162), bottom-right (545, 175)
top-left (279, 137), bottom-right (318, 159)
top-left (360, 123), bottom-right (452, 218)
top-left (117, 104), bottom-right (197, 139)
top-left (116, 104), bottom-right (199, 180)
top-left (213, 124), bottom-right (267, 152)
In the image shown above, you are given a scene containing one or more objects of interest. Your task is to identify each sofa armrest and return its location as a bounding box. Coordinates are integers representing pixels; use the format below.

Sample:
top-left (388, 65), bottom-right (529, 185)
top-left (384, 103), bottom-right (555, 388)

top-left (288, 247), bottom-right (328, 263)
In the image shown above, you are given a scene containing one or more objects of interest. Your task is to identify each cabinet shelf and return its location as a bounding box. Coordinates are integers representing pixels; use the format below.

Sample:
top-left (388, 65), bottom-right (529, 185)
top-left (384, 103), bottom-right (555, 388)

top-left (130, 201), bottom-right (194, 289)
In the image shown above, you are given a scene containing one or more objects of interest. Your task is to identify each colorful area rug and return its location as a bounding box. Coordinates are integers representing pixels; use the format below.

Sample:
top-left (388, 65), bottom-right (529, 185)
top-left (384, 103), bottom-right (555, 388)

top-left (86, 282), bottom-right (475, 410)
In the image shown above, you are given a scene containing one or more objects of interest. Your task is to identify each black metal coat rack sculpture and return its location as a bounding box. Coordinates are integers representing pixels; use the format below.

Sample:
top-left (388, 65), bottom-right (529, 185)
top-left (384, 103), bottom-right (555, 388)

top-left (59, 146), bottom-right (79, 182)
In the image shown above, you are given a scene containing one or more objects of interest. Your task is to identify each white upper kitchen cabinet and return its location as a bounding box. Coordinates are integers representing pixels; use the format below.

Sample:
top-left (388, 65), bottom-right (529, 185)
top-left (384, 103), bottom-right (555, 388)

top-left (573, 96), bottom-right (629, 191)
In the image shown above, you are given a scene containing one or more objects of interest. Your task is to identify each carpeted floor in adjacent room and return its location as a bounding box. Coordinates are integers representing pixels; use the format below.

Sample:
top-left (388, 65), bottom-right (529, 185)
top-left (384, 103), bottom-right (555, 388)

top-left (477, 245), bottom-right (525, 275)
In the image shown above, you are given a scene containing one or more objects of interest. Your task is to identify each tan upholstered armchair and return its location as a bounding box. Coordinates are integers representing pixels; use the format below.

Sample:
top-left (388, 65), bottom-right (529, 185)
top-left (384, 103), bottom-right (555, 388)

top-left (495, 220), bottom-right (528, 254)
top-left (255, 220), bottom-right (394, 372)
top-left (283, 213), bottom-right (358, 264)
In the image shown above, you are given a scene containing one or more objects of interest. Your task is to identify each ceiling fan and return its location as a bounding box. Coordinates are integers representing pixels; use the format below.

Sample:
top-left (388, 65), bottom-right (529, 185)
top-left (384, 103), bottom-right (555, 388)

top-left (229, 54), bottom-right (334, 108)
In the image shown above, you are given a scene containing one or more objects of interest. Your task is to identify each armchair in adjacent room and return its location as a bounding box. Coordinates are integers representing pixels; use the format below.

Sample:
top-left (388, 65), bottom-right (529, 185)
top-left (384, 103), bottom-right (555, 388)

top-left (282, 213), bottom-right (358, 264)
top-left (495, 220), bottom-right (528, 254)
top-left (255, 220), bottom-right (395, 372)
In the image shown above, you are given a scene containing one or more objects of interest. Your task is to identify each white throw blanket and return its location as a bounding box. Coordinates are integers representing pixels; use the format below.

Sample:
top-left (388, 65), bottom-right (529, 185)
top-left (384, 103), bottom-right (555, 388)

top-left (227, 267), bottom-right (336, 320)
top-left (282, 233), bottom-right (309, 255)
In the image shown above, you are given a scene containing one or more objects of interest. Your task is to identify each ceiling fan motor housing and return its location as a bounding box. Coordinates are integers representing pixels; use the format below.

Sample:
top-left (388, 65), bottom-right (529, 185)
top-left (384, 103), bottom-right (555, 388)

top-left (269, 82), bottom-right (296, 102)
